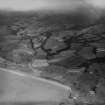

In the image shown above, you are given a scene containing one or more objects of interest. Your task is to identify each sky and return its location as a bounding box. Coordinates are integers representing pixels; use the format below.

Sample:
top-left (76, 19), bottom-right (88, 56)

top-left (0, 0), bottom-right (105, 11)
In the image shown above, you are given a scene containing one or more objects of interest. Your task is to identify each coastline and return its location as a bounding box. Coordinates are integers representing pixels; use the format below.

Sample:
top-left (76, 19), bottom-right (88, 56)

top-left (0, 67), bottom-right (71, 91)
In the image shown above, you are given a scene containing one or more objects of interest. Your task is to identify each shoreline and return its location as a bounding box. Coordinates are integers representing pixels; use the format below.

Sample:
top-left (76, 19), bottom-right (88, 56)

top-left (0, 67), bottom-right (71, 91)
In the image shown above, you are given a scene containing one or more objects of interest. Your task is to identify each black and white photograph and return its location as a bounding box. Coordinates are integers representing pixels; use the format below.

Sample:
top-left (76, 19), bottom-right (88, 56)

top-left (0, 0), bottom-right (105, 105)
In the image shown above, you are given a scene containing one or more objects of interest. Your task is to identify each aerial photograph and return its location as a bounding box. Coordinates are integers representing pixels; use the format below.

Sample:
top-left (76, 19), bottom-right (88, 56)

top-left (0, 0), bottom-right (105, 105)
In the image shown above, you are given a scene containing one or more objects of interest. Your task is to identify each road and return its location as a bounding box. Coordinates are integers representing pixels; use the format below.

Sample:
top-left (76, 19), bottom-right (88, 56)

top-left (0, 67), bottom-right (71, 103)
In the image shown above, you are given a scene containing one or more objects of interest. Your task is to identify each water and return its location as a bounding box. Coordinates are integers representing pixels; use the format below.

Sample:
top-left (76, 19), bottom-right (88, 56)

top-left (0, 68), bottom-right (70, 103)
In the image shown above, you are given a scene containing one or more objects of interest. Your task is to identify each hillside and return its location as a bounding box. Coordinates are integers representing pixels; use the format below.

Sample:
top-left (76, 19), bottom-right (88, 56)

top-left (0, 10), bottom-right (105, 105)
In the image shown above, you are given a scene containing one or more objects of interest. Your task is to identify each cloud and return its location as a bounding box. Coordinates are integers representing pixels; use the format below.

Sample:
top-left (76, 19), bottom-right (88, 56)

top-left (0, 0), bottom-right (104, 11)
top-left (0, 0), bottom-right (84, 11)
top-left (86, 0), bottom-right (105, 9)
